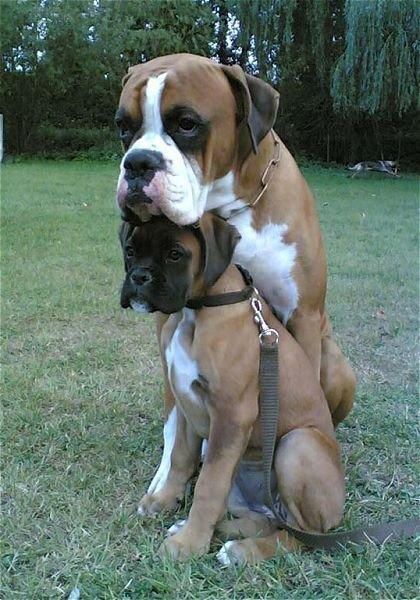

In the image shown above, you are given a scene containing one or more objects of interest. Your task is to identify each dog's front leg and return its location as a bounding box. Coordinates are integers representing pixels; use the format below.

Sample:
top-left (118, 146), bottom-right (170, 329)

top-left (287, 307), bottom-right (322, 379)
top-left (159, 415), bottom-right (251, 561)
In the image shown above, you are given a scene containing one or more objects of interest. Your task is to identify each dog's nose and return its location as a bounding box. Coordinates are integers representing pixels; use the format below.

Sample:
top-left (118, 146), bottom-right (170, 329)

top-left (130, 267), bottom-right (152, 286)
top-left (124, 149), bottom-right (165, 178)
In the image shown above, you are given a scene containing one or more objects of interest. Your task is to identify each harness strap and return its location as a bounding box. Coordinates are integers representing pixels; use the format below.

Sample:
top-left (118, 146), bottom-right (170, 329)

top-left (256, 301), bottom-right (420, 549)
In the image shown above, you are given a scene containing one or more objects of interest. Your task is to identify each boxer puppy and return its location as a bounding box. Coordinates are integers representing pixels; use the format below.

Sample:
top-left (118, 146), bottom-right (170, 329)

top-left (115, 53), bottom-right (355, 508)
top-left (119, 215), bottom-right (345, 564)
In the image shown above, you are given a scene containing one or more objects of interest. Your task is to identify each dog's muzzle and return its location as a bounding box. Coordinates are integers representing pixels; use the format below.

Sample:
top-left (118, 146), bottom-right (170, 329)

top-left (123, 149), bottom-right (165, 206)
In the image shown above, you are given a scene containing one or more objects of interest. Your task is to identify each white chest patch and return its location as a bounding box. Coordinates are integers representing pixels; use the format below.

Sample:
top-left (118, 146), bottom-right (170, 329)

top-left (229, 210), bottom-right (299, 324)
top-left (165, 309), bottom-right (200, 407)
top-left (206, 172), bottom-right (245, 217)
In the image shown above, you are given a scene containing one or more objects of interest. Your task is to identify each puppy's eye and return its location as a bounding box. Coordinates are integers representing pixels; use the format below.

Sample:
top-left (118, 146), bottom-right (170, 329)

top-left (178, 117), bottom-right (197, 133)
top-left (167, 248), bottom-right (184, 262)
top-left (125, 247), bottom-right (134, 258)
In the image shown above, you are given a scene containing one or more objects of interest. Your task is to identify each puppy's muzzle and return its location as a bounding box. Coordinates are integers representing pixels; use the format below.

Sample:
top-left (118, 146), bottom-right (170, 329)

top-left (130, 266), bottom-right (152, 287)
top-left (120, 267), bottom-right (152, 309)
top-left (124, 149), bottom-right (165, 205)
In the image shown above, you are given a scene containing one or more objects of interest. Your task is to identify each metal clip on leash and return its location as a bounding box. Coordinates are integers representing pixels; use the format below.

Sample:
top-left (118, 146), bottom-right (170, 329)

top-left (251, 296), bottom-right (279, 346)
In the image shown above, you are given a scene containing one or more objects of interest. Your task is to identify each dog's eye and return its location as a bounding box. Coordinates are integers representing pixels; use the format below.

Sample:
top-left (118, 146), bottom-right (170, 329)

top-left (167, 248), bottom-right (184, 262)
top-left (125, 247), bottom-right (134, 258)
top-left (178, 117), bottom-right (197, 133)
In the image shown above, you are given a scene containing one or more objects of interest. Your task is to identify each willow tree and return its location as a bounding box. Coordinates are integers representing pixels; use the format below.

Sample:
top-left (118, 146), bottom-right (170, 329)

top-left (331, 0), bottom-right (419, 116)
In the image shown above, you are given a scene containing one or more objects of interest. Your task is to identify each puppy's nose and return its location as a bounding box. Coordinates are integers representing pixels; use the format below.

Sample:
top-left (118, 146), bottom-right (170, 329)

top-left (124, 149), bottom-right (165, 178)
top-left (130, 267), bottom-right (152, 286)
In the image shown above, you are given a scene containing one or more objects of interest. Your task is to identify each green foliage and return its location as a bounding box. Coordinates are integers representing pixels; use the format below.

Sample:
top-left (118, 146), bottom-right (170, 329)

top-left (30, 124), bottom-right (119, 159)
top-left (0, 0), bottom-right (214, 153)
top-left (331, 0), bottom-right (420, 116)
top-left (0, 0), bottom-right (418, 164)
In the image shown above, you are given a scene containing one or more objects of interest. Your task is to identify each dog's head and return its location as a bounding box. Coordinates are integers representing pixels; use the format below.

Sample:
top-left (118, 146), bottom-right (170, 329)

top-left (119, 214), bottom-right (241, 314)
top-left (115, 53), bottom-right (279, 226)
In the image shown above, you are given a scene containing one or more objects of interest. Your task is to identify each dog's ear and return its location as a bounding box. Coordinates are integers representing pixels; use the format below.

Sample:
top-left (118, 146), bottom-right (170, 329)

top-left (198, 214), bottom-right (241, 287)
top-left (221, 65), bottom-right (279, 155)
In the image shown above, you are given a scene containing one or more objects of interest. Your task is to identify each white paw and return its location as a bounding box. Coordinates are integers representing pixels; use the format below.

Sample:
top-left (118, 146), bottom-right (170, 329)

top-left (167, 519), bottom-right (186, 536)
top-left (217, 540), bottom-right (236, 566)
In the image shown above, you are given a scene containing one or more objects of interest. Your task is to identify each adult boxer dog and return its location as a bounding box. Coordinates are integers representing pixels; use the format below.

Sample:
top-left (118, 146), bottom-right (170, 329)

top-left (119, 215), bottom-right (345, 564)
top-left (115, 53), bottom-right (355, 505)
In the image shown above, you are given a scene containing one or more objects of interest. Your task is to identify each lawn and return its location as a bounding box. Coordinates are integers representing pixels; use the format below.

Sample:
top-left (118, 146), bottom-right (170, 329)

top-left (1, 160), bottom-right (419, 599)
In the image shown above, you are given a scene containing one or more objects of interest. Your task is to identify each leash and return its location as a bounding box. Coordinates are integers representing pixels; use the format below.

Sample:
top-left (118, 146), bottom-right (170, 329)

top-left (185, 266), bottom-right (420, 549)
top-left (251, 294), bottom-right (420, 550)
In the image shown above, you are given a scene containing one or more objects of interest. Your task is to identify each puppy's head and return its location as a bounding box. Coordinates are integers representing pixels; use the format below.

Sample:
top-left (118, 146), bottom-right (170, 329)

top-left (119, 214), bottom-right (241, 314)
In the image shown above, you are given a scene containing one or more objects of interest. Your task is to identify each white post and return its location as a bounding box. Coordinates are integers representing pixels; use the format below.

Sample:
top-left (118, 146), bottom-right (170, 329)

top-left (0, 114), bottom-right (3, 163)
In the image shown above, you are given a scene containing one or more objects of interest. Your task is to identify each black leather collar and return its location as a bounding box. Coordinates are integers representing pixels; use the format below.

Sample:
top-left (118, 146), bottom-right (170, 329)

top-left (185, 264), bottom-right (254, 310)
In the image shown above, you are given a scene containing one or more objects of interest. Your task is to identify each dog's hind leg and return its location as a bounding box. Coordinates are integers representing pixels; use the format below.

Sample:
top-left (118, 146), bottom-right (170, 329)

top-left (217, 427), bottom-right (344, 565)
top-left (217, 530), bottom-right (302, 565)
top-left (215, 511), bottom-right (277, 541)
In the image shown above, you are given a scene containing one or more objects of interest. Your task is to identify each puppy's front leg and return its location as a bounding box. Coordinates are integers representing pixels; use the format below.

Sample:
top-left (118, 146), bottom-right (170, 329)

top-left (160, 415), bottom-right (251, 561)
top-left (139, 408), bottom-right (201, 516)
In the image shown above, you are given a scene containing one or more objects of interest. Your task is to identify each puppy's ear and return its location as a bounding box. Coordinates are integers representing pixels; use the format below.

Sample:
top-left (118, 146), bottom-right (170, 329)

top-left (119, 221), bottom-right (135, 248)
top-left (119, 222), bottom-right (136, 272)
top-left (221, 64), bottom-right (279, 155)
top-left (198, 214), bottom-right (241, 287)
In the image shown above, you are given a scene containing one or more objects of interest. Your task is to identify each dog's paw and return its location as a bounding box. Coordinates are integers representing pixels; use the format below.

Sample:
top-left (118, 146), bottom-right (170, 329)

top-left (159, 530), bottom-right (210, 561)
top-left (137, 491), bottom-right (180, 517)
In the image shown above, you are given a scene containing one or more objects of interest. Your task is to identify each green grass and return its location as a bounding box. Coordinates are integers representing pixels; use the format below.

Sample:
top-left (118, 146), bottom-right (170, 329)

top-left (1, 160), bottom-right (419, 599)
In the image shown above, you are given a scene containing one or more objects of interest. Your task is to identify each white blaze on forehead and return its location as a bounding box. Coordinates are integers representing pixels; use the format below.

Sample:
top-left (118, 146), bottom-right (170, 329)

top-left (143, 73), bottom-right (167, 135)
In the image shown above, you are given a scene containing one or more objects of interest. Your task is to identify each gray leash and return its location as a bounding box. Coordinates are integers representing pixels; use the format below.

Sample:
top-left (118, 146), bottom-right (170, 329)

top-left (252, 295), bottom-right (420, 550)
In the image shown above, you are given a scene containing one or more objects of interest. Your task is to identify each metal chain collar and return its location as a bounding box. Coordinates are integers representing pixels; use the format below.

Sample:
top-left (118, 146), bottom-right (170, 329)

top-left (249, 132), bottom-right (281, 209)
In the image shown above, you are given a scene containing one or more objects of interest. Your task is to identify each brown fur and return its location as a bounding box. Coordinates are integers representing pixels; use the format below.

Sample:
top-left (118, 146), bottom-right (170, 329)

top-left (136, 218), bottom-right (345, 564)
top-left (119, 54), bottom-right (355, 426)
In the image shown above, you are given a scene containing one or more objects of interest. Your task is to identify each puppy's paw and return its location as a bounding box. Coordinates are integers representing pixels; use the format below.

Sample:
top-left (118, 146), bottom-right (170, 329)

top-left (159, 530), bottom-right (210, 561)
top-left (217, 540), bottom-right (245, 566)
top-left (217, 539), bottom-right (261, 566)
top-left (137, 490), bottom-right (180, 517)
